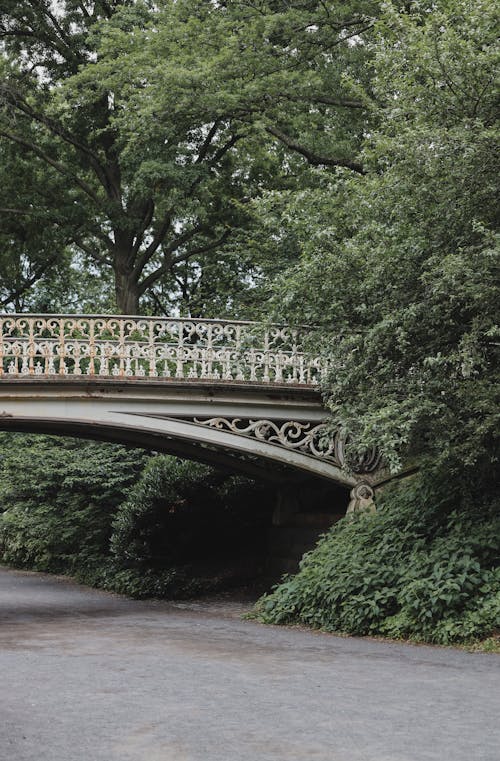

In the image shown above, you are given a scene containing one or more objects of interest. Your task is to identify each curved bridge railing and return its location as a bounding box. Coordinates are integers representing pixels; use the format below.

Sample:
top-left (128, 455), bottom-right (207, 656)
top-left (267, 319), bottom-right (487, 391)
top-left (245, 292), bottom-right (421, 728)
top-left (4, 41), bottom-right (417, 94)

top-left (0, 314), bottom-right (327, 386)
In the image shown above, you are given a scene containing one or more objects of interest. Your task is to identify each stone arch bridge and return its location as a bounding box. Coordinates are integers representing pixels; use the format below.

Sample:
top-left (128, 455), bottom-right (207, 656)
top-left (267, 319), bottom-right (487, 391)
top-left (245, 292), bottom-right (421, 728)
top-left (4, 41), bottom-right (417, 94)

top-left (0, 315), bottom-right (383, 508)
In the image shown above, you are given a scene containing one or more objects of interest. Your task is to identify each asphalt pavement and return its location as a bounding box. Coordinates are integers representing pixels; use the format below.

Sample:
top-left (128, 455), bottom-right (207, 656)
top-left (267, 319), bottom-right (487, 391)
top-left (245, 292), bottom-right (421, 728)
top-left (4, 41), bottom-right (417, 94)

top-left (0, 565), bottom-right (498, 761)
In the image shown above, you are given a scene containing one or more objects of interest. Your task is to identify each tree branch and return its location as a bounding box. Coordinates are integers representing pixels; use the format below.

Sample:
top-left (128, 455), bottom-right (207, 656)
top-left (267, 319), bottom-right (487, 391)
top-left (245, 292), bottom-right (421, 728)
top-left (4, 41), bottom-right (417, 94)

top-left (0, 129), bottom-right (103, 205)
top-left (266, 125), bottom-right (365, 174)
top-left (3, 87), bottom-right (110, 185)
top-left (0, 207), bottom-right (34, 216)
top-left (136, 223), bottom-right (212, 295)
top-left (172, 229), bottom-right (232, 266)
top-left (74, 239), bottom-right (113, 266)
top-left (195, 120), bottom-right (221, 164)
top-left (137, 257), bottom-right (173, 296)
top-left (131, 211), bottom-right (173, 278)
top-left (0, 29), bottom-right (37, 39)
top-left (277, 92), bottom-right (366, 109)
top-left (187, 132), bottom-right (243, 198)
top-left (0, 254), bottom-right (58, 308)
top-left (29, 0), bottom-right (74, 50)
top-left (130, 198), bottom-right (155, 259)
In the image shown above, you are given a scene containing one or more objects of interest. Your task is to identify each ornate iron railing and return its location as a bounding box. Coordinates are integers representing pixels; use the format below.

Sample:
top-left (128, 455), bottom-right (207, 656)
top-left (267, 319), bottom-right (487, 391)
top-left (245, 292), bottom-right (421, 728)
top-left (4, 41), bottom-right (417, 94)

top-left (0, 314), bottom-right (326, 386)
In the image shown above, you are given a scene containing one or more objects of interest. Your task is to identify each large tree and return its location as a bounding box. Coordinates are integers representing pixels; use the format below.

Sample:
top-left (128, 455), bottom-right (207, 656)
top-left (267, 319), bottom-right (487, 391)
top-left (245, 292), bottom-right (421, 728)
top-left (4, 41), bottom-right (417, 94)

top-left (0, 0), bottom-right (375, 313)
top-left (259, 0), bottom-right (499, 473)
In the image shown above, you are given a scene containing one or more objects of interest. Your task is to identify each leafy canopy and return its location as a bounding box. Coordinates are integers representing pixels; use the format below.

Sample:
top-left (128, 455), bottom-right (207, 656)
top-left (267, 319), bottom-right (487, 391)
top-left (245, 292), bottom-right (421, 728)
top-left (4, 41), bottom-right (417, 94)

top-left (1, 0), bottom-right (376, 313)
top-left (261, 0), bottom-right (499, 472)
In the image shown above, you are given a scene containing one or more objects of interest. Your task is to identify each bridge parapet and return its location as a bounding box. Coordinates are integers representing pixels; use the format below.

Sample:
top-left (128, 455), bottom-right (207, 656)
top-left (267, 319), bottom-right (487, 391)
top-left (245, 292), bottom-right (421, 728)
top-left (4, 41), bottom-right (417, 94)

top-left (0, 314), bottom-right (327, 386)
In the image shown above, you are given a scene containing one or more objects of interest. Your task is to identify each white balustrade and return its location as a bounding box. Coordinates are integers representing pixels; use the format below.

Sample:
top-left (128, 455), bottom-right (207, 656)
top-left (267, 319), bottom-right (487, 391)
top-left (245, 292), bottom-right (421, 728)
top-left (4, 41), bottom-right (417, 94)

top-left (0, 315), bottom-right (326, 386)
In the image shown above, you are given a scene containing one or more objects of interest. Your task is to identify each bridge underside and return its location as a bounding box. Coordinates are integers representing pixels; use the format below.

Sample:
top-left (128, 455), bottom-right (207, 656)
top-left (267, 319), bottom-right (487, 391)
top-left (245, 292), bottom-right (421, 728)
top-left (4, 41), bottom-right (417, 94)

top-left (0, 378), bottom-right (374, 488)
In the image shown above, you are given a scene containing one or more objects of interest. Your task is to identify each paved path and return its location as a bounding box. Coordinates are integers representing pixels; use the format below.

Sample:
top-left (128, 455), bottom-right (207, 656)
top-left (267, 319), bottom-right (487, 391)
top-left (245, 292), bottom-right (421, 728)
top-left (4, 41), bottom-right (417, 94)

top-left (0, 566), bottom-right (498, 761)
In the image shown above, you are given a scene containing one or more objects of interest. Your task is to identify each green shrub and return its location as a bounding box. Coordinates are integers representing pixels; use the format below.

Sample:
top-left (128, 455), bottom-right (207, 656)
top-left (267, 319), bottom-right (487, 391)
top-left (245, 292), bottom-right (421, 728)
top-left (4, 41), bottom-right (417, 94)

top-left (254, 470), bottom-right (500, 645)
top-left (73, 562), bottom-right (198, 600)
top-left (110, 457), bottom-right (224, 569)
top-left (109, 455), bottom-right (273, 595)
top-left (0, 433), bottom-right (149, 573)
top-left (0, 434), bottom-right (272, 599)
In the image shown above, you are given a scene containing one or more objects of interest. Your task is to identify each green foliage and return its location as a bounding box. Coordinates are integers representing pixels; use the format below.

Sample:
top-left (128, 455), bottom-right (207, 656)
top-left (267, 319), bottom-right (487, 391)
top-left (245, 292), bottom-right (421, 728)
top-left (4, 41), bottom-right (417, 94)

top-left (0, 434), bottom-right (272, 599)
top-left (255, 470), bottom-right (500, 644)
top-left (261, 0), bottom-right (499, 473)
top-left (111, 457), bottom-right (223, 568)
top-left (0, 138), bottom-right (75, 310)
top-left (1, 0), bottom-right (375, 313)
top-left (248, 4), bottom-right (500, 650)
top-left (109, 455), bottom-right (272, 597)
top-left (0, 434), bottom-right (149, 572)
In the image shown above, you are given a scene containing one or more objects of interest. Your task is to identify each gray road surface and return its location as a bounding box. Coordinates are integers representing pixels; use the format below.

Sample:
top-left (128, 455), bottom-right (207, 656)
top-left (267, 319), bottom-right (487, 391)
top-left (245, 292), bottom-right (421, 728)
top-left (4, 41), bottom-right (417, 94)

top-left (0, 566), bottom-right (498, 761)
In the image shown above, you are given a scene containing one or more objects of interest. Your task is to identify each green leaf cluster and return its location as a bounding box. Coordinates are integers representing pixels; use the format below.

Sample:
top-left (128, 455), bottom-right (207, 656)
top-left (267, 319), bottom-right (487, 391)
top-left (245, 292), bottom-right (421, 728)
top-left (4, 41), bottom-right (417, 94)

top-left (261, 0), bottom-right (499, 472)
top-left (0, 433), bottom-right (149, 572)
top-left (0, 434), bottom-right (272, 598)
top-left (1, 0), bottom-right (376, 313)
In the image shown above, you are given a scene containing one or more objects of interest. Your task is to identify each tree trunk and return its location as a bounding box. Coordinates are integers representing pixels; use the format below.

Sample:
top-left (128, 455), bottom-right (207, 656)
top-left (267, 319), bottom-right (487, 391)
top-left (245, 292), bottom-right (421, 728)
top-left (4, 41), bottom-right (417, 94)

top-left (115, 268), bottom-right (141, 315)
top-left (112, 231), bottom-right (142, 314)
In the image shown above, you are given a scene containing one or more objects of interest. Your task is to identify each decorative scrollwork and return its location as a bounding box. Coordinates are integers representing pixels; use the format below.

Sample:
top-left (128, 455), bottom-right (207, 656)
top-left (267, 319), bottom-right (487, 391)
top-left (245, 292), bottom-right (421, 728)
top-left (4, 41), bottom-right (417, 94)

top-left (0, 314), bottom-right (327, 386)
top-left (343, 446), bottom-right (382, 474)
top-left (192, 416), bottom-right (381, 474)
top-left (193, 416), bottom-right (344, 467)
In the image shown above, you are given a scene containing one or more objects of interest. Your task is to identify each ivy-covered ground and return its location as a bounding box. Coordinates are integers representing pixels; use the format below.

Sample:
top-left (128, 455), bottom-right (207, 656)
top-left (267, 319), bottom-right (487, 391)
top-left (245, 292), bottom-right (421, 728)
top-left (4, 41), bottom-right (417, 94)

top-left (253, 470), bottom-right (500, 648)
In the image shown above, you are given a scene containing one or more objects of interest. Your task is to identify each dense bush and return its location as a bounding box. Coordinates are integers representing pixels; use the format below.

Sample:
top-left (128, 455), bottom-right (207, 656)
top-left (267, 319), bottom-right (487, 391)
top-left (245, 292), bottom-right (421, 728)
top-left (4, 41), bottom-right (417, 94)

top-left (108, 456), bottom-right (273, 597)
top-left (261, 0), bottom-right (499, 476)
top-left (0, 433), bottom-right (148, 573)
top-left (0, 434), bottom-right (272, 599)
top-left (254, 468), bottom-right (500, 645)
top-left (112, 458), bottom-right (228, 568)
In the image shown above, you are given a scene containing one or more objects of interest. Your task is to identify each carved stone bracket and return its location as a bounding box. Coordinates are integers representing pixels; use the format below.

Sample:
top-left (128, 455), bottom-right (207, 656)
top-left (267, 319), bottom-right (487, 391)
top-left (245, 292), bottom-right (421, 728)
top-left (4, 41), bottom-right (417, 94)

top-left (346, 482), bottom-right (376, 514)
